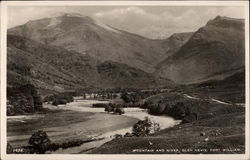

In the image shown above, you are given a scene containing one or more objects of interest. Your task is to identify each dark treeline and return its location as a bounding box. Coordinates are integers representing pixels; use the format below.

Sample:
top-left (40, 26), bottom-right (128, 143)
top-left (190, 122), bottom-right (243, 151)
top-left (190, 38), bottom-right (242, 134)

top-left (43, 92), bottom-right (74, 106)
top-left (75, 87), bottom-right (169, 99)
top-left (120, 89), bottom-right (167, 105)
top-left (145, 100), bottom-right (198, 123)
top-left (92, 103), bottom-right (125, 115)
top-left (7, 84), bottom-right (43, 116)
top-left (75, 87), bottom-right (149, 94)
top-left (114, 90), bottom-right (199, 123)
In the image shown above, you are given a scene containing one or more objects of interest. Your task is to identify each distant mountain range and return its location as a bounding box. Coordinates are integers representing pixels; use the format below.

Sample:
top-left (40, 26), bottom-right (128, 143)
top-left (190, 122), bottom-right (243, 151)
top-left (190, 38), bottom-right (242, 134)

top-left (155, 16), bottom-right (245, 84)
top-left (7, 14), bottom-right (245, 93)
top-left (8, 13), bottom-right (192, 73)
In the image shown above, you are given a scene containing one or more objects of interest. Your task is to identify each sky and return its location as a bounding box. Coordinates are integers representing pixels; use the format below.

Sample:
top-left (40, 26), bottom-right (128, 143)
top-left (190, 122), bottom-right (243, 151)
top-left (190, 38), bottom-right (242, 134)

top-left (8, 6), bottom-right (245, 39)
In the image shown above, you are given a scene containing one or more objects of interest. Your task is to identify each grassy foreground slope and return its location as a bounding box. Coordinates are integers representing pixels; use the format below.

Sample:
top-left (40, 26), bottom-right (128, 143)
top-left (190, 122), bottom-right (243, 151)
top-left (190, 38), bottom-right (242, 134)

top-left (90, 72), bottom-right (245, 154)
top-left (90, 101), bottom-right (244, 154)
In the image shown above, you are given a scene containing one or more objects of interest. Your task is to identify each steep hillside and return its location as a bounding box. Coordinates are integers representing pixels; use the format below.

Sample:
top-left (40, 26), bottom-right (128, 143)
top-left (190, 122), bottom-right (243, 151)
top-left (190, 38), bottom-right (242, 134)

top-left (155, 16), bottom-right (245, 84)
top-left (160, 32), bottom-right (193, 58)
top-left (8, 13), bottom-right (169, 73)
top-left (7, 35), bottom-right (171, 95)
top-left (96, 61), bottom-right (170, 88)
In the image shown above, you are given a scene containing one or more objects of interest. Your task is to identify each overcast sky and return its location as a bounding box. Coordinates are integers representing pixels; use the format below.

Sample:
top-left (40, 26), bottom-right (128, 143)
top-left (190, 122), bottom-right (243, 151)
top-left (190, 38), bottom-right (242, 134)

top-left (8, 6), bottom-right (245, 39)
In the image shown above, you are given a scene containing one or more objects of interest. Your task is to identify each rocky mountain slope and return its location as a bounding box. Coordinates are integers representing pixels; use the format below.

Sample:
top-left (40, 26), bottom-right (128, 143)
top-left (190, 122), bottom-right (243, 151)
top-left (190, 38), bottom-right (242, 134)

top-left (7, 35), bottom-right (171, 95)
top-left (8, 13), bottom-right (181, 73)
top-left (155, 16), bottom-right (245, 84)
top-left (160, 32), bottom-right (193, 59)
top-left (8, 14), bottom-right (245, 88)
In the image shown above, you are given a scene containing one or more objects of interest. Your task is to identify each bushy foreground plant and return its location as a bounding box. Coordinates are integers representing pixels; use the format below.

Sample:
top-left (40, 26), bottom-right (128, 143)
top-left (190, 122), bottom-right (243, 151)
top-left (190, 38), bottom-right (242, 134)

top-left (132, 117), bottom-right (160, 137)
top-left (28, 130), bottom-right (51, 154)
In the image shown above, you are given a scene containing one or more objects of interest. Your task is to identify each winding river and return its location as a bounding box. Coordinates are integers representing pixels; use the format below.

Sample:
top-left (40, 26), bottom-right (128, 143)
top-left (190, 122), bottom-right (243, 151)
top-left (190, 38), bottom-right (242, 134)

top-left (7, 99), bottom-right (180, 153)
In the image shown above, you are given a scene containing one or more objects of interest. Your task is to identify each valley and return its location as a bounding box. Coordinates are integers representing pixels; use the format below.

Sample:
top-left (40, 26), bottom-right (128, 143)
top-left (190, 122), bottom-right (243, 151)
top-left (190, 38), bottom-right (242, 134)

top-left (6, 12), bottom-right (246, 155)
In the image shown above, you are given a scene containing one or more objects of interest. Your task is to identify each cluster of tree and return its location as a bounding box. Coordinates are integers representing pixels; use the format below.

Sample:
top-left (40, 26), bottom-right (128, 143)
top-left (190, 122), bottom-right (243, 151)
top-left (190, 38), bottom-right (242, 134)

top-left (81, 92), bottom-right (118, 100)
top-left (76, 87), bottom-right (166, 100)
top-left (92, 103), bottom-right (109, 108)
top-left (120, 89), bottom-right (164, 104)
top-left (43, 92), bottom-right (74, 106)
top-left (92, 102), bottom-right (144, 108)
top-left (76, 87), bottom-right (143, 95)
top-left (7, 84), bottom-right (43, 116)
top-left (144, 100), bottom-right (198, 123)
top-left (104, 105), bottom-right (125, 115)
top-left (113, 117), bottom-right (161, 138)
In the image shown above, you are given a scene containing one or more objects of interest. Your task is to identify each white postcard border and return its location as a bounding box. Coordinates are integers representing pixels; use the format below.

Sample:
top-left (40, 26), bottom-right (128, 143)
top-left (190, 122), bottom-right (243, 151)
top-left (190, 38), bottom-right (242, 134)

top-left (1, 1), bottom-right (249, 160)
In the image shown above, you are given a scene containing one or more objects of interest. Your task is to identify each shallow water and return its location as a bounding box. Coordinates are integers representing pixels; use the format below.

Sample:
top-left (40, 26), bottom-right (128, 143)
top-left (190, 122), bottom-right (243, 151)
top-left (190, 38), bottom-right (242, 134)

top-left (7, 99), bottom-right (180, 153)
top-left (44, 100), bottom-right (180, 130)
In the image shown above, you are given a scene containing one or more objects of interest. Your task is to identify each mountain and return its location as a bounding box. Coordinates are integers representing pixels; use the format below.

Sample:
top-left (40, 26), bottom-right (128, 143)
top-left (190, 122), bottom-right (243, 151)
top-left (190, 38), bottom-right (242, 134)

top-left (7, 35), bottom-right (171, 95)
top-left (160, 32), bottom-right (193, 59)
top-left (8, 13), bottom-right (171, 73)
top-left (155, 16), bottom-right (245, 84)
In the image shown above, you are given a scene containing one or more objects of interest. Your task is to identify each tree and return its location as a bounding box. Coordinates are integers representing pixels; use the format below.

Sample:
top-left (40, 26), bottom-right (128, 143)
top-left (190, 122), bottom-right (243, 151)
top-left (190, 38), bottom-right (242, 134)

top-left (115, 108), bottom-right (125, 115)
top-left (28, 130), bottom-right (51, 154)
top-left (121, 91), bottom-right (131, 103)
top-left (105, 105), bottom-right (112, 113)
top-left (7, 143), bottom-right (13, 154)
top-left (83, 93), bottom-right (86, 99)
top-left (132, 117), bottom-right (154, 137)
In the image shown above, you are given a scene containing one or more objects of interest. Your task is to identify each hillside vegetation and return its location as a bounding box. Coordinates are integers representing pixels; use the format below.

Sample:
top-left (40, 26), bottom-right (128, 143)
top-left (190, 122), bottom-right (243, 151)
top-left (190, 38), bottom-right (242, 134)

top-left (8, 35), bottom-right (172, 96)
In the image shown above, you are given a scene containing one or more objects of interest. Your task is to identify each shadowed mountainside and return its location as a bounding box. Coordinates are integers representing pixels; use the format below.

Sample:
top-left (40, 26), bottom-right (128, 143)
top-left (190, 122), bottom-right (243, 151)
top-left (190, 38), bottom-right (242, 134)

top-left (7, 35), bottom-right (172, 95)
top-left (155, 16), bottom-right (245, 84)
top-left (8, 13), bottom-right (191, 73)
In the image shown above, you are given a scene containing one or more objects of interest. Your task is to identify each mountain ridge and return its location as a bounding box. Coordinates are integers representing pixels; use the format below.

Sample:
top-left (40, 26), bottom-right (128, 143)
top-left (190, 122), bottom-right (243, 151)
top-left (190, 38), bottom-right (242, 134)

top-left (8, 13), bottom-right (192, 73)
top-left (7, 34), bottom-right (173, 95)
top-left (154, 16), bottom-right (245, 84)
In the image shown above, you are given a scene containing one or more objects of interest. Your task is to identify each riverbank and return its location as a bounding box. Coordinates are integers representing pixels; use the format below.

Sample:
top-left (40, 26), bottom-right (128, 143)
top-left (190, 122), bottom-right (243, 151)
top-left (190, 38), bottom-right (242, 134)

top-left (7, 99), bottom-right (179, 153)
top-left (90, 92), bottom-right (245, 154)
top-left (7, 105), bottom-right (138, 149)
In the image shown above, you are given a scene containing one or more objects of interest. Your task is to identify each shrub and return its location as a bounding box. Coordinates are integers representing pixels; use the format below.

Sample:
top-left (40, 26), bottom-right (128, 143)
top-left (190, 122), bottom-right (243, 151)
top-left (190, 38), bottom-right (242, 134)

top-left (28, 130), bottom-right (51, 154)
top-left (104, 105), bottom-right (112, 113)
top-left (124, 132), bottom-right (133, 137)
top-left (115, 108), bottom-right (125, 115)
top-left (148, 103), bottom-right (159, 115)
top-left (132, 117), bottom-right (154, 137)
top-left (7, 143), bottom-right (13, 154)
top-left (92, 103), bottom-right (108, 108)
top-left (51, 93), bottom-right (74, 106)
top-left (114, 134), bottom-right (123, 139)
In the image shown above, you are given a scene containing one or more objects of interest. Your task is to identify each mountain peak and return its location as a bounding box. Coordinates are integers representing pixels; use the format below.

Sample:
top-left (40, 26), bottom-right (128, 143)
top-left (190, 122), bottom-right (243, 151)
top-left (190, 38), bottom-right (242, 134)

top-left (52, 12), bottom-right (83, 18)
top-left (50, 12), bottom-right (95, 24)
top-left (206, 16), bottom-right (244, 30)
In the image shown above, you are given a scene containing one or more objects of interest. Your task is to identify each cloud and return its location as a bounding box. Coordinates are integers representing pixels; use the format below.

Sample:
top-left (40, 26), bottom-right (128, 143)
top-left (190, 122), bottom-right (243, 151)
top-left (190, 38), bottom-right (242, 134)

top-left (95, 7), bottom-right (146, 18)
top-left (94, 6), bottom-right (244, 39)
top-left (8, 6), bottom-right (245, 39)
top-left (8, 6), bottom-right (69, 28)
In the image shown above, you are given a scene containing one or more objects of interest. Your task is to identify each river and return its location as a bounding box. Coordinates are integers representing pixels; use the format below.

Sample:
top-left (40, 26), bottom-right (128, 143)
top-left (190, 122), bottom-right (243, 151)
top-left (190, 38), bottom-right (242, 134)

top-left (7, 99), bottom-right (180, 153)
